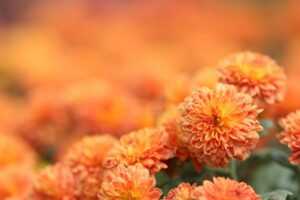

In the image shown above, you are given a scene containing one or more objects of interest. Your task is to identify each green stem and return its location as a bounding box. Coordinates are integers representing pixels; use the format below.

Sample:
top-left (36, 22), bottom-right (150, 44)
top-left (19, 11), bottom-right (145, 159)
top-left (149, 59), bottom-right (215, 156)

top-left (230, 160), bottom-right (238, 180)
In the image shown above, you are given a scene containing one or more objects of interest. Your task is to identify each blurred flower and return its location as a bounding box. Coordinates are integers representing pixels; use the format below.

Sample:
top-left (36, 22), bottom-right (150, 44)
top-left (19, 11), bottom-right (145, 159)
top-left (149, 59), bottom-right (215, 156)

top-left (164, 75), bottom-right (191, 106)
top-left (98, 164), bottom-right (161, 200)
top-left (30, 164), bottom-right (76, 200)
top-left (62, 135), bottom-right (117, 200)
top-left (0, 134), bottom-right (36, 199)
top-left (14, 91), bottom-right (73, 153)
top-left (63, 80), bottom-right (155, 137)
top-left (157, 106), bottom-right (190, 161)
top-left (0, 134), bottom-right (36, 168)
top-left (279, 110), bottom-right (300, 164)
top-left (164, 183), bottom-right (201, 200)
top-left (104, 128), bottom-right (174, 174)
top-left (15, 80), bottom-right (155, 155)
top-left (198, 177), bottom-right (260, 200)
top-left (218, 51), bottom-right (286, 104)
top-left (0, 167), bottom-right (33, 200)
top-left (178, 84), bottom-right (262, 167)
top-left (191, 67), bottom-right (219, 89)
top-left (269, 72), bottom-right (300, 118)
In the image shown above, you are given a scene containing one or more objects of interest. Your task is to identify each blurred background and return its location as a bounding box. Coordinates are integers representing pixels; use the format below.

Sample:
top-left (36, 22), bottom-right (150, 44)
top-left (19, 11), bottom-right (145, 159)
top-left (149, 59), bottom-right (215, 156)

top-left (0, 0), bottom-right (300, 197)
top-left (1, 0), bottom-right (300, 155)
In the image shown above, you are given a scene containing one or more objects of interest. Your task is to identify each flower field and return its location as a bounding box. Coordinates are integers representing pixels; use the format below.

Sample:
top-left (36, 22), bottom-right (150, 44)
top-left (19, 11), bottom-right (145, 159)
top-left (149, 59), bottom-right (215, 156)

top-left (0, 1), bottom-right (300, 199)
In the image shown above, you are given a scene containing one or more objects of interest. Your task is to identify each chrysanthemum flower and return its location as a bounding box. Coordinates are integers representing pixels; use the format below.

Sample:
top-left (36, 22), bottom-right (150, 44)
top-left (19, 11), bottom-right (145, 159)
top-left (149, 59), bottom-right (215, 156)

top-left (164, 183), bottom-right (201, 200)
top-left (198, 177), bottom-right (260, 200)
top-left (279, 110), bottom-right (300, 164)
top-left (218, 51), bottom-right (286, 104)
top-left (104, 128), bottom-right (174, 173)
top-left (178, 84), bottom-right (262, 167)
top-left (98, 164), bottom-right (161, 200)
top-left (62, 135), bottom-right (117, 200)
top-left (30, 164), bottom-right (76, 200)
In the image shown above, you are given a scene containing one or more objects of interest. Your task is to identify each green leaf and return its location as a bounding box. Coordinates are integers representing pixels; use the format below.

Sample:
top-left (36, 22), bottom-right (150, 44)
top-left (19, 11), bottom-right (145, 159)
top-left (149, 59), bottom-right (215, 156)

top-left (261, 190), bottom-right (293, 200)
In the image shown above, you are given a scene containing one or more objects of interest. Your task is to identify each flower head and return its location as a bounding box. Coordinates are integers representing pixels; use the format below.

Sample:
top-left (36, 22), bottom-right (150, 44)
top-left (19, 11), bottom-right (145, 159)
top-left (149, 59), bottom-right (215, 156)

top-left (164, 183), bottom-right (201, 200)
top-left (279, 110), bottom-right (300, 164)
top-left (218, 51), bottom-right (286, 104)
top-left (198, 177), bottom-right (260, 200)
top-left (62, 135), bottom-right (117, 200)
top-left (98, 164), bottom-right (161, 200)
top-left (104, 128), bottom-right (174, 173)
top-left (178, 84), bottom-right (262, 167)
top-left (30, 164), bottom-right (76, 200)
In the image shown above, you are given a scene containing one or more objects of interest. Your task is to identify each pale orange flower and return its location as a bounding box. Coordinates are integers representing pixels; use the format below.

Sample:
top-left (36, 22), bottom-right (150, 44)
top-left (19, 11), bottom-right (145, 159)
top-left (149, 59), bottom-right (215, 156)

top-left (98, 164), bottom-right (161, 200)
top-left (104, 128), bottom-right (174, 173)
top-left (279, 110), bottom-right (300, 164)
top-left (198, 177), bottom-right (260, 200)
top-left (62, 135), bottom-right (117, 200)
top-left (178, 84), bottom-right (262, 167)
top-left (30, 164), bottom-right (76, 200)
top-left (164, 183), bottom-right (201, 200)
top-left (218, 51), bottom-right (286, 104)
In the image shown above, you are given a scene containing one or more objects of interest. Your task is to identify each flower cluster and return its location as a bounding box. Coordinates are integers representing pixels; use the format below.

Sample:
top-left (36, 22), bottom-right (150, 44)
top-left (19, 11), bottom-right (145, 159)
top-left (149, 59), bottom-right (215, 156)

top-left (164, 178), bottom-right (260, 200)
top-left (2, 50), bottom-right (292, 200)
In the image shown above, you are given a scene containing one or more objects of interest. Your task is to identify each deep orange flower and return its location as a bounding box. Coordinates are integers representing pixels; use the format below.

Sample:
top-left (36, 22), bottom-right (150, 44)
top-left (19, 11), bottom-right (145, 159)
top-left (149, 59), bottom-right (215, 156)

top-left (279, 110), bottom-right (300, 164)
top-left (30, 164), bottom-right (76, 200)
top-left (98, 164), bottom-right (161, 200)
top-left (62, 135), bottom-right (117, 200)
top-left (104, 128), bottom-right (174, 173)
top-left (164, 183), bottom-right (201, 200)
top-left (178, 84), bottom-right (262, 167)
top-left (198, 177), bottom-right (260, 200)
top-left (218, 51), bottom-right (286, 104)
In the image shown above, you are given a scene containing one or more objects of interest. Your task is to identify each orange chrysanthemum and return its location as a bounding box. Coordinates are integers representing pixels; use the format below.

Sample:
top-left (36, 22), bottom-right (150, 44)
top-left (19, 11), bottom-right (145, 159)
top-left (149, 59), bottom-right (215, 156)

top-left (30, 164), bottom-right (76, 200)
top-left (164, 183), bottom-right (201, 200)
top-left (279, 110), bottom-right (300, 164)
top-left (62, 135), bottom-right (117, 200)
top-left (218, 51), bottom-right (286, 104)
top-left (98, 164), bottom-right (161, 200)
top-left (198, 177), bottom-right (260, 200)
top-left (178, 84), bottom-right (262, 167)
top-left (104, 128), bottom-right (174, 173)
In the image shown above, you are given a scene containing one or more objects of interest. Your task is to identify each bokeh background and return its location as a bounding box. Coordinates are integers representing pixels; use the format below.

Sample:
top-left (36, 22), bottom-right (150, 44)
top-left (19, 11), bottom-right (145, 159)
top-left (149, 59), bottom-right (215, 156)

top-left (0, 0), bottom-right (300, 198)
